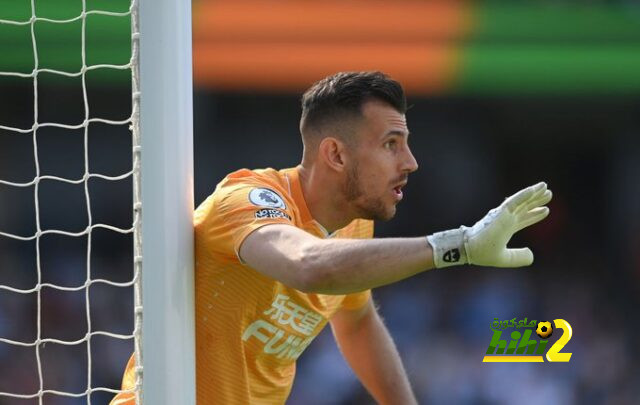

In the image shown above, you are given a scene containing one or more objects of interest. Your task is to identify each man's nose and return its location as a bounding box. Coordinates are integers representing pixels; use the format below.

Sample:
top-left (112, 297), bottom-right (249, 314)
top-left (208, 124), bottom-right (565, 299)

top-left (402, 146), bottom-right (419, 173)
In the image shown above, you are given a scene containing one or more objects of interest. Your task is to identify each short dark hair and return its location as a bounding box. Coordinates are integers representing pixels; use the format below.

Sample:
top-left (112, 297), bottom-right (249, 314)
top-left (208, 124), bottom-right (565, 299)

top-left (300, 71), bottom-right (407, 134)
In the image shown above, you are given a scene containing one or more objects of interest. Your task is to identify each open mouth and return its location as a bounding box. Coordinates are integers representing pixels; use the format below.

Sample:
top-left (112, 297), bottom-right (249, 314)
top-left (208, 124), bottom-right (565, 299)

top-left (393, 185), bottom-right (404, 199)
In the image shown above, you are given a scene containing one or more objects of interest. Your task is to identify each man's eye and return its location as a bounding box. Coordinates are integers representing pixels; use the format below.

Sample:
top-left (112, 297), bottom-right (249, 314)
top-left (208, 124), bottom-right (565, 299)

top-left (384, 140), bottom-right (397, 149)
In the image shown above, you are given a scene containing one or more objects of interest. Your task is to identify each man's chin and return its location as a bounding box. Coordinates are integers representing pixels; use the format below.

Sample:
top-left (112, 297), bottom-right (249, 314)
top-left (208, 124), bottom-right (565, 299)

top-left (353, 199), bottom-right (397, 221)
top-left (381, 208), bottom-right (397, 221)
top-left (367, 206), bottom-right (396, 222)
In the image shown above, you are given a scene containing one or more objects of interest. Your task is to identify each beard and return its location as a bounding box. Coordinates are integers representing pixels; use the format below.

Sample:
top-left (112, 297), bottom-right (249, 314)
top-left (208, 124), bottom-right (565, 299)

top-left (343, 161), bottom-right (395, 221)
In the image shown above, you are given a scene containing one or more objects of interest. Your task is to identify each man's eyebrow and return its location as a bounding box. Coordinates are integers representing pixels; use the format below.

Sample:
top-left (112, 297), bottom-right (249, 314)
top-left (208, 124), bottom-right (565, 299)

top-left (382, 130), bottom-right (409, 139)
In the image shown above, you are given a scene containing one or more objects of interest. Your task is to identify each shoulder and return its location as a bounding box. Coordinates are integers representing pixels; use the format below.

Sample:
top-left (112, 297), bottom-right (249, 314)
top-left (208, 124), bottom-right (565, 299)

top-left (219, 167), bottom-right (285, 191)
top-left (215, 168), bottom-right (292, 207)
top-left (195, 167), bottom-right (296, 224)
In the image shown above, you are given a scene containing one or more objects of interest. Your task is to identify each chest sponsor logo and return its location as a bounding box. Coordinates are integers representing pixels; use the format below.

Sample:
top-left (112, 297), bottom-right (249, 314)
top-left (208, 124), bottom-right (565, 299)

top-left (242, 294), bottom-right (324, 360)
top-left (248, 188), bottom-right (286, 209)
top-left (255, 208), bottom-right (291, 220)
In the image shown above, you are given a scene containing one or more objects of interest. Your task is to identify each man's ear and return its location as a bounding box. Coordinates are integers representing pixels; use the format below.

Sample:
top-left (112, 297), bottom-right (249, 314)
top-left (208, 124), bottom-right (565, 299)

top-left (318, 137), bottom-right (348, 172)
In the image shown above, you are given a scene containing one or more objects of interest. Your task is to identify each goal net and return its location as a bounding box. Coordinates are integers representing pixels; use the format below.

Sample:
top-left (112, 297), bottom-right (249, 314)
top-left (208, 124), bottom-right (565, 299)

top-left (0, 0), bottom-right (194, 404)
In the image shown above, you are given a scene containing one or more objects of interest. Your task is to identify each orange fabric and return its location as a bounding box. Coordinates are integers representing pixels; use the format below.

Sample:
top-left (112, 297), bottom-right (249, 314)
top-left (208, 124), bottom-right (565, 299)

top-left (111, 167), bottom-right (372, 404)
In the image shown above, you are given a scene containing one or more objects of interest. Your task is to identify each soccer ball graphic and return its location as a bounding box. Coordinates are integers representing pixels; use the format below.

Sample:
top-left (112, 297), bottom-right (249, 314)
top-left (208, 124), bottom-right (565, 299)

top-left (536, 321), bottom-right (553, 339)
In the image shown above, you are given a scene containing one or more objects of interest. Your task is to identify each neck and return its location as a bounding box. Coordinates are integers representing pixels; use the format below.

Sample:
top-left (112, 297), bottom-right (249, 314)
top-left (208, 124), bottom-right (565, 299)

top-left (297, 162), bottom-right (354, 233)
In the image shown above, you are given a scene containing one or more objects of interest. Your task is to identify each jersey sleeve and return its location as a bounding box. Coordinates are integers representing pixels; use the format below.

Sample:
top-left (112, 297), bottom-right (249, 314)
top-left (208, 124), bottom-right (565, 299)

top-left (340, 289), bottom-right (372, 310)
top-left (199, 181), bottom-right (297, 262)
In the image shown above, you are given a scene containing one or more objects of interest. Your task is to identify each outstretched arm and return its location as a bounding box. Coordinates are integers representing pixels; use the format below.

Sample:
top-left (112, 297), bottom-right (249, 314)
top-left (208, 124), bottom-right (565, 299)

top-left (241, 225), bottom-right (435, 294)
top-left (330, 299), bottom-right (417, 405)
top-left (239, 182), bottom-right (552, 294)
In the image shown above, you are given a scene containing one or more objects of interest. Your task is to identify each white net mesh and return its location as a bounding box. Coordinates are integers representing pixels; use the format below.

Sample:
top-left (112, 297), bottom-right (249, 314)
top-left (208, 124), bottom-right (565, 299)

top-left (0, 0), bottom-right (141, 403)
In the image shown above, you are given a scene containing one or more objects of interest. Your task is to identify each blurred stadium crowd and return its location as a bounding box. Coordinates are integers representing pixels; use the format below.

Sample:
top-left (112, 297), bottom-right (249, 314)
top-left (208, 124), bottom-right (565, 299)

top-left (2, 0), bottom-right (640, 404)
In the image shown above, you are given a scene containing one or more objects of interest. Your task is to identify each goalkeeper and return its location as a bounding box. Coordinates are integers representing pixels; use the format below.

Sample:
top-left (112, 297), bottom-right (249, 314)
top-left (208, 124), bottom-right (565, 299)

top-left (111, 71), bottom-right (551, 405)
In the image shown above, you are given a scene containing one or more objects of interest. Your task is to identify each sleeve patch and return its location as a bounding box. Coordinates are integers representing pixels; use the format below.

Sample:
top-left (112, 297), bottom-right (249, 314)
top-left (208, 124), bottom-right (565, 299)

top-left (255, 208), bottom-right (291, 220)
top-left (248, 188), bottom-right (287, 209)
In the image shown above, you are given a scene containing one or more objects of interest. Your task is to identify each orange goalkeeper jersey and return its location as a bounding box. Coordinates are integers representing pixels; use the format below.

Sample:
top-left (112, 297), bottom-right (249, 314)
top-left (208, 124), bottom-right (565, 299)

top-left (111, 167), bottom-right (372, 405)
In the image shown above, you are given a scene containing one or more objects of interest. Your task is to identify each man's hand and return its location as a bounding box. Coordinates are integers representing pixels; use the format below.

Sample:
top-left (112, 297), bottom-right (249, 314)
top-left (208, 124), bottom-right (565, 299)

top-left (427, 182), bottom-right (552, 268)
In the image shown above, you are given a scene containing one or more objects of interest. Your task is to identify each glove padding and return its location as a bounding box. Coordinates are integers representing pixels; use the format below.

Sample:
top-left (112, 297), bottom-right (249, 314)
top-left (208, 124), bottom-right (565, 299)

top-left (427, 182), bottom-right (552, 268)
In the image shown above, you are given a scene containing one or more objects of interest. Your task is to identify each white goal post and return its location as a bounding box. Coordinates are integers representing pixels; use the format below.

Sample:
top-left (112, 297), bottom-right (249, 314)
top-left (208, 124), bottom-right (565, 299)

top-left (138, 0), bottom-right (196, 404)
top-left (0, 0), bottom-right (195, 403)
